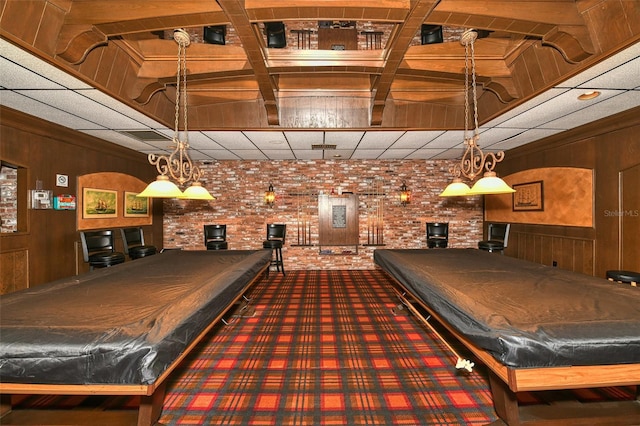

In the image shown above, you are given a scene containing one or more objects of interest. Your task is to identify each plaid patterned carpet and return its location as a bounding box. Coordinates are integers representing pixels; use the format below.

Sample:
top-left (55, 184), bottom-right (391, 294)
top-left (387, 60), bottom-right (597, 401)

top-left (12, 269), bottom-right (636, 425)
top-left (158, 270), bottom-right (498, 425)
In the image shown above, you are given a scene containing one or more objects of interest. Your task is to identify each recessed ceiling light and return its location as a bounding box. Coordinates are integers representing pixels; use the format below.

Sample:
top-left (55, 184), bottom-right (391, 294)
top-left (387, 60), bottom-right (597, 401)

top-left (578, 91), bottom-right (601, 101)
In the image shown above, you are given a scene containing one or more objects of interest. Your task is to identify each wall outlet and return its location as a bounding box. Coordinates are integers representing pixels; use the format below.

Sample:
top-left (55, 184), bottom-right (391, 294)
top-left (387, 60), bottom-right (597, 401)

top-left (552, 260), bottom-right (557, 267)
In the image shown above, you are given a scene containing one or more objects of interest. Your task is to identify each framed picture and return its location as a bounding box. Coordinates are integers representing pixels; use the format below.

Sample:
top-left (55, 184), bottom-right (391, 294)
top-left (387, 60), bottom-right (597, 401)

top-left (513, 181), bottom-right (544, 211)
top-left (124, 191), bottom-right (150, 217)
top-left (82, 188), bottom-right (117, 218)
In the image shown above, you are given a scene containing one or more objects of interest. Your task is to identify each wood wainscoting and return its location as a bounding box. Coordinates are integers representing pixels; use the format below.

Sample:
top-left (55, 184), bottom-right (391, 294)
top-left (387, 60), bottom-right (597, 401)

top-left (506, 225), bottom-right (595, 276)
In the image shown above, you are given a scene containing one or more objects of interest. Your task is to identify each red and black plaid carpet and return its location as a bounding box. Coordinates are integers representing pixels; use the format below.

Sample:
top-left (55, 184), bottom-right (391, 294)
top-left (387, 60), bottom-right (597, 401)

top-left (12, 269), bottom-right (636, 425)
top-left (158, 270), bottom-right (498, 425)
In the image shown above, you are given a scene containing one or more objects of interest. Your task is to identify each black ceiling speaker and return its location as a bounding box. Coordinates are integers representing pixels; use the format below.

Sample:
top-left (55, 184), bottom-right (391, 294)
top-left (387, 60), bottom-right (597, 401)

top-left (421, 25), bottom-right (443, 45)
top-left (204, 25), bottom-right (226, 45)
top-left (266, 22), bottom-right (286, 48)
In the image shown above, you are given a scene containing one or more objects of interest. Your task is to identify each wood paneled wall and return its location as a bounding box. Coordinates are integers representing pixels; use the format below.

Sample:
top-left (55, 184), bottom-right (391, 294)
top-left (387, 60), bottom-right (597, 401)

top-left (0, 107), bottom-right (163, 292)
top-left (492, 106), bottom-right (640, 278)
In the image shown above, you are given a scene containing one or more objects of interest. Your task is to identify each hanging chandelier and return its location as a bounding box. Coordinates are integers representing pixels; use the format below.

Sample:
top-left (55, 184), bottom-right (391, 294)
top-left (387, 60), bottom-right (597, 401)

top-left (138, 29), bottom-right (214, 200)
top-left (440, 29), bottom-right (514, 197)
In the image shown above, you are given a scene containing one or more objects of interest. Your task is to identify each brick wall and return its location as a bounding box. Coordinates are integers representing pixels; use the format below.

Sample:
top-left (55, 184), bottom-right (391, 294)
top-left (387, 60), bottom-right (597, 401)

top-left (162, 159), bottom-right (483, 270)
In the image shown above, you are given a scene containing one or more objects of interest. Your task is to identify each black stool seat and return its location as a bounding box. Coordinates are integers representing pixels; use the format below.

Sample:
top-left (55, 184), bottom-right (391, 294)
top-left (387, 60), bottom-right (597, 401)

top-left (206, 241), bottom-right (228, 250)
top-left (606, 270), bottom-right (640, 285)
top-left (427, 238), bottom-right (448, 248)
top-left (88, 251), bottom-right (126, 268)
top-left (262, 240), bottom-right (283, 250)
top-left (478, 240), bottom-right (504, 251)
top-left (128, 245), bottom-right (158, 259)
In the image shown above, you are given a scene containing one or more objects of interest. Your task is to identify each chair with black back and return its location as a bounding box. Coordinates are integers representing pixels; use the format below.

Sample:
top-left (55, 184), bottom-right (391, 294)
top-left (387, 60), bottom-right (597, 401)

top-left (204, 224), bottom-right (228, 250)
top-left (80, 230), bottom-right (126, 270)
top-left (262, 224), bottom-right (286, 275)
top-left (478, 223), bottom-right (510, 254)
top-left (120, 227), bottom-right (157, 260)
top-left (426, 222), bottom-right (449, 248)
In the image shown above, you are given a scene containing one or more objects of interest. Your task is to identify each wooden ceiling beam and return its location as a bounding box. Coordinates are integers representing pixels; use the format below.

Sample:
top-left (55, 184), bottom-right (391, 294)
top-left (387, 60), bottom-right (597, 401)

top-left (371, 0), bottom-right (442, 126)
top-left (216, 0), bottom-right (280, 125)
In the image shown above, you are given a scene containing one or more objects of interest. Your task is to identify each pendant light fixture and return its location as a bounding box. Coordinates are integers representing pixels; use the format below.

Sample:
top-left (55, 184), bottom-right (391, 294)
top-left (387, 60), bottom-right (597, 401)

top-left (440, 29), bottom-right (514, 197)
top-left (138, 29), bottom-right (214, 200)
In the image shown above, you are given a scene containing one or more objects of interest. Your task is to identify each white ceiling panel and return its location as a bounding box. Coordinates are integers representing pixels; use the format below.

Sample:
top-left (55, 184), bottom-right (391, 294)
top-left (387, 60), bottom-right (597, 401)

top-left (378, 149), bottom-right (416, 159)
top-left (80, 129), bottom-right (160, 151)
top-left (16, 89), bottom-right (149, 130)
top-left (0, 90), bottom-right (105, 129)
top-left (351, 149), bottom-right (386, 159)
top-left (284, 131), bottom-right (325, 149)
top-left (559, 42), bottom-right (640, 88)
top-left (202, 131), bottom-right (257, 149)
top-left (392, 131), bottom-right (445, 148)
top-left (292, 150), bottom-right (325, 160)
top-left (197, 150), bottom-right (241, 160)
top-left (243, 131), bottom-right (287, 149)
top-left (424, 131), bottom-right (466, 148)
top-left (182, 132), bottom-right (224, 150)
top-left (1, 39), bottom-right (92, 90)
top-left (81, 89), bottom-right (166, 128)
top-left (229, 149), bottom-right (267, 160)
top-left (486, 128), bottom-right (564, 150)
top-left (405, 148), bottom-right (448, 159)
top-left (358, 131), bottom-right (405, 148)
top-left (324, 131), bottom-right (364, 148)
top-left (261, 149), bottom-right (295, 159)
top-left (542, 90), bottom-right (640, 129)
top-left (0, 57), bottom-right (66, 89)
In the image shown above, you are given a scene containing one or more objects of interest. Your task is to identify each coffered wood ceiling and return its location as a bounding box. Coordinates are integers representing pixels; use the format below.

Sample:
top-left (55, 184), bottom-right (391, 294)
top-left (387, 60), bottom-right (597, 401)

top-left (1, 0), bottom-right (639, 160)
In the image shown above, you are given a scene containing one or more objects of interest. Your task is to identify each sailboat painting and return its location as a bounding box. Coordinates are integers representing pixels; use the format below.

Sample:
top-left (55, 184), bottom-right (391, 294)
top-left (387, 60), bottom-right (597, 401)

top-left (513, 181), bottom-right (544, 212)
top-left (124, 192), bottom-right (149, 217)
top-left (83, 188), bottom-right (117, 218)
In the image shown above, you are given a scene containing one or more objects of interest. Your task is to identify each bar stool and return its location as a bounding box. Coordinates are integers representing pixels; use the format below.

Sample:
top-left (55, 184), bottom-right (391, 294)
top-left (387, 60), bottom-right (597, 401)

top-left (262, 224), bottom-right (286, 275)
top-left (204, 224), bottom-right (228, 250)
top-left (80, 230), bottom-right (126, 271)
top-left (606, 270), bottom-right (640, 287)
top-left (120, 227), bottom-right (157, 259)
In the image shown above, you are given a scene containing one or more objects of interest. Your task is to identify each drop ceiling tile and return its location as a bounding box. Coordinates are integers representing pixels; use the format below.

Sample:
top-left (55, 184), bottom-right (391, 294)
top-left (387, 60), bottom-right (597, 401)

top-left (424, 131), bottom-right (465, 149)
top-left (324, 131), bottom-right (364, 148)
top-left (16, 89), bottom-right (149, 129)
top-left (351, 149), bottom-right (385, 159)
top-left (542, 90), bottom-right (640, 129)
top-left (0, 91), bottom-right (104, 129)
top-left (202, 131), bottom-right (257, 149)
top-left (405, 148), bottom-right (448, 159)
top-left (0, 39), bottom-right (92, 90)
top-left (378, 149), bottom-right (415, 159)
top-left (243, 131), bottom-right (288, 149)
top-left (292, 150), bottom-right (325, 160)
top-left (80, 130), bottom-right (159, 151)
top-left (196, 150), bottom-right (241, 160)
top-left (0, 58), bottom-right (66, 89)
top-left (284, 131), bottom-right (325, 149)
top-left (392, 131), bottom-right (445, 148)
top-left (262, 149), bottom-right (295, 160)
top-left (228, 149), bottom-right (267, 160)
top-left (433, 148), bottom-right (466, 159)
top-left (497, 89), bottom-right (619, 130)
top-left (487, 128), bottom-right (564, 150)
top-left (575, 57), bottom-right (640, 90)
top-left (181, 132), bottom-right (224, 150)
top-left (358, 131), bottom-right (405, 148)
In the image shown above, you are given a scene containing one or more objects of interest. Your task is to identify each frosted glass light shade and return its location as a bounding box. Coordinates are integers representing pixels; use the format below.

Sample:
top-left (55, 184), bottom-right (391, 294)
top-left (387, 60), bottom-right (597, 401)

top-left (180, 182), bottom-right (215, 200)
top-left (137, 175), bottom-right (183, 198)
top-left (468, 172), bottom-right (515, 195)
top-left (439, 179), bottom-right (471, 197)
